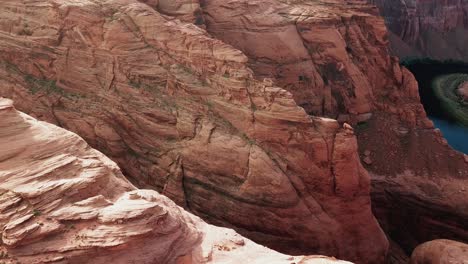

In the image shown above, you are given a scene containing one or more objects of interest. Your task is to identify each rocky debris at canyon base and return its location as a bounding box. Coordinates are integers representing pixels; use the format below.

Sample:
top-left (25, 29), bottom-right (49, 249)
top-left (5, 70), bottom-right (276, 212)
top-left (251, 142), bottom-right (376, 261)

top-left (369, 0), bottom-right (468, 61)
top-left (0, 97), bottom-right (352, 264)
top-left (0, 0), bottom-right (467, 263)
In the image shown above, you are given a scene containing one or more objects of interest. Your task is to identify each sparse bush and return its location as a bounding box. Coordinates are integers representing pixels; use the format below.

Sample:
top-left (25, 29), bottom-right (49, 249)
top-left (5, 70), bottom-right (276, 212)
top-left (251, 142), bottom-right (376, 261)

top-left (25, 75), bottom-right (63, 95)
top-left (242, 133), bottom-right (256, 145)
top-left (32, 209), bottom-right (42, 217)
top-left (18, 28), bottom-right (33, 36)
top-left (356, 121), bottom-right (369, 130)
top-left (18, 24), bottom-right (33, 36)
top-left (128, 79), bottom-right (141, 89)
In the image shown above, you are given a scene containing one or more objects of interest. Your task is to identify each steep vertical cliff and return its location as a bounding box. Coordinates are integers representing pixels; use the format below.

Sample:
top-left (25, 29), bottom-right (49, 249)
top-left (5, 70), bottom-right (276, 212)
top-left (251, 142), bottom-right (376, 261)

top-left (0, 0), bottom-right (467, 263)
top-left (370, 0), bottom-right (468, 61)
top-left (0, 0), bottom-right (388, 263)
top-left (199, 0), bottom-right (468, 256)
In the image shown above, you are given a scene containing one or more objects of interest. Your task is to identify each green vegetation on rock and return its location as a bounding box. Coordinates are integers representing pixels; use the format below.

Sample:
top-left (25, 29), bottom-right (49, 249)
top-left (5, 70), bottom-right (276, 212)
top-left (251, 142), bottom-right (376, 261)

top-left (431, 73), bottom-right (468, 126)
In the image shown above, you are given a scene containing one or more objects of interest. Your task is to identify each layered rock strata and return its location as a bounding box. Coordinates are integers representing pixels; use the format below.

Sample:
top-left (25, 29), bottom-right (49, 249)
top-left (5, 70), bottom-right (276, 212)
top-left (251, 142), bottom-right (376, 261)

top-left (0, 97), bottom-right (351, 264)
top-left (0, 0), bottom-right (387, 262)
top-left (0, 0), bottom-right (468, 262)
top-left (198, 0), bottom-right (468, 256)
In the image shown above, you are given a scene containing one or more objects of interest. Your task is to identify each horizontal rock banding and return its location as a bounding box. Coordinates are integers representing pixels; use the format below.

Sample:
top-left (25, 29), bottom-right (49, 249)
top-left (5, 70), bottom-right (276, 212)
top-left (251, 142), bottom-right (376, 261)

top-left (0, 0), bottom-right (468, 262)
top-left (0, 0), bottom-right (387, 262)
top-left (0, 97), bottom-right (351, 264)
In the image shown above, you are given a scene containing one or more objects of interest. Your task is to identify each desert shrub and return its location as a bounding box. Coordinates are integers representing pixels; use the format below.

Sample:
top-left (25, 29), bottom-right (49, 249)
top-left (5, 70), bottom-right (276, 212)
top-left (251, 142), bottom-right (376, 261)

top-left (25, 75), bottom-right (64, 95)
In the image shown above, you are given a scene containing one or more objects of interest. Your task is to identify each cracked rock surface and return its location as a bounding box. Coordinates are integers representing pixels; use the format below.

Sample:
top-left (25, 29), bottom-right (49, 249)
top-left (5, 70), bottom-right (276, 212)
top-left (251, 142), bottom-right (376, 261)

top-left (0, 97), bottom-right (352, 264)
top-left (0, 0), bottom-right (467, 263)
top-left (0, 0), bottom-right (387, 262)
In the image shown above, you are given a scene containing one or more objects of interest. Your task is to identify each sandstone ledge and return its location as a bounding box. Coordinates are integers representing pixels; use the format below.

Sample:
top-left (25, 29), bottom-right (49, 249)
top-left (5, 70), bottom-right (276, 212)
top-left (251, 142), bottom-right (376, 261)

top-left (0, 97), bottom-right (350, 264)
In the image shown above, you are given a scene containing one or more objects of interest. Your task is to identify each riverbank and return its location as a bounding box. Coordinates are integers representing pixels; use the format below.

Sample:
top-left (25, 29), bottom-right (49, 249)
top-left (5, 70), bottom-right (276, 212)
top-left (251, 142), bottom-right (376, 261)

top-left (432, 74), bottom-right (468, 126)
top-left (402, 58), bottom-right (468, 154)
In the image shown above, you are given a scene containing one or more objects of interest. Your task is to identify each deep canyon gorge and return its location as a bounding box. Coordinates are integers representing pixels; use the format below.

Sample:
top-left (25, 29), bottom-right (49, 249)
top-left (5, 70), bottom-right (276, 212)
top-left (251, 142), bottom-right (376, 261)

top-left (370, 0), bottom-right (468, 62)
top-left (0, 0), bottom-right (467, 264)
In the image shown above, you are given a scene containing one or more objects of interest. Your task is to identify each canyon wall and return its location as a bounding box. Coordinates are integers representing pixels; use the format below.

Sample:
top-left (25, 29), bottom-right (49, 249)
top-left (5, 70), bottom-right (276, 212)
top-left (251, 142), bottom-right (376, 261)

top-left (199, 0), bottom-right (468, 256)
top-left (0, 0), bottom-right (467, 262)
top-left (0, 0), bottom-right (388, 262)
top-left (370, 0), bottom-right (468, 61)
top-left (0, 97), bottom-right (351, 264)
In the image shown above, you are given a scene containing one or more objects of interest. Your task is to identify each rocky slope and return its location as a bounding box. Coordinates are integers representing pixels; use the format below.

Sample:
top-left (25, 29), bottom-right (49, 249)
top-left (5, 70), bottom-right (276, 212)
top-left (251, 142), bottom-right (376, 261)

top-left (0, 0), bottom-right (388, 263)
top-left (0, 97), bottom-right (351, 264)
top-left (0, 0), bottom-right (467, 263)
top-left (369, 0), bottom-right (468, 61)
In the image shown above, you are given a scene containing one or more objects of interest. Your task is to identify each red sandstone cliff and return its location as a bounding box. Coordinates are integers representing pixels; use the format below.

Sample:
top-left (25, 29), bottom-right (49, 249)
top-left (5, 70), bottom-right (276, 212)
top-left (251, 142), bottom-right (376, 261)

top-left (0, 0), bottom-right (467, 263)
top-left (369, 0), bottom-right (468, 61)
top-left (0, 0), bottom-right (388, 263)
top-left (0, 97), bottom-right (351, 264)
top-left (199, 0), bottom-right (468, 256)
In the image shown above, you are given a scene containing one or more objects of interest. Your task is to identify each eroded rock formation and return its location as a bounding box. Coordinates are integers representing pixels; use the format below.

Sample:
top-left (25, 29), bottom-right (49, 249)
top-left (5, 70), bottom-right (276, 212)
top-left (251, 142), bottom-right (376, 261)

top-left (0, 97), bottom-right (352, 264)
top-left (199, 0), bottom-right (468, 256)
top-left (0, 0), bottom-right (388, 262)
top-left (369, 0), bottom-right (468, 61)
top-left (0, 0), bottom-right (467, 262)
top-left (202, 0), bottom-right (391, 117)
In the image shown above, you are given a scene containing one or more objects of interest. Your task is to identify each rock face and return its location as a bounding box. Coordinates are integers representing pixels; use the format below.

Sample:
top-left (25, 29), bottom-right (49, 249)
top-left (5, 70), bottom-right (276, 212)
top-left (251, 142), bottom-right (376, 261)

top-left (202, 0), bottom-right (390, 117)
top-left (0, 97), bottom-right (352, 264)
top-left (0, 0), bottom-right (467, 262)
top-left (200, 0), bottom-right (468, 256)
top-left (369, 0), bottom-right (468, 61)
top-left (410, 239), bottom-right (468, 264)
top-left (0, 0), bottom-right (388, 263)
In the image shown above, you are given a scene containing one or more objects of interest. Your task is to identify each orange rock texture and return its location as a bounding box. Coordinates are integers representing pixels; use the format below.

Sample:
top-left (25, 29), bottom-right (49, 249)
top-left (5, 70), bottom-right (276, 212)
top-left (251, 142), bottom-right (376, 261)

top-left (200, 0), bottom-right (468, 255)
top-left (410, 239), bottom-right (468, 264)
top-left (0, 97), bottom-right (352, 264)
top-left (0, 0), bottom-right (387, 262)
top-left (0, 0), bottom-right (467, 263)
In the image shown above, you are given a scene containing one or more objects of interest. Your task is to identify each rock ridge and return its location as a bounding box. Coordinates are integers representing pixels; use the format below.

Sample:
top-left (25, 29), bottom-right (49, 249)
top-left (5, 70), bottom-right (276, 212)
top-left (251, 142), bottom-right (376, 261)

top-left (0, 97), bottom-right (352, 264)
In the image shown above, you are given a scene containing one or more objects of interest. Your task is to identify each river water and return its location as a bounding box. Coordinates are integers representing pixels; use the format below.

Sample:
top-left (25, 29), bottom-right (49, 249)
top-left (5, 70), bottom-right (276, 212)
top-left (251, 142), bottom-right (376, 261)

top-left (402, 59), bottom-right (468, 154)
